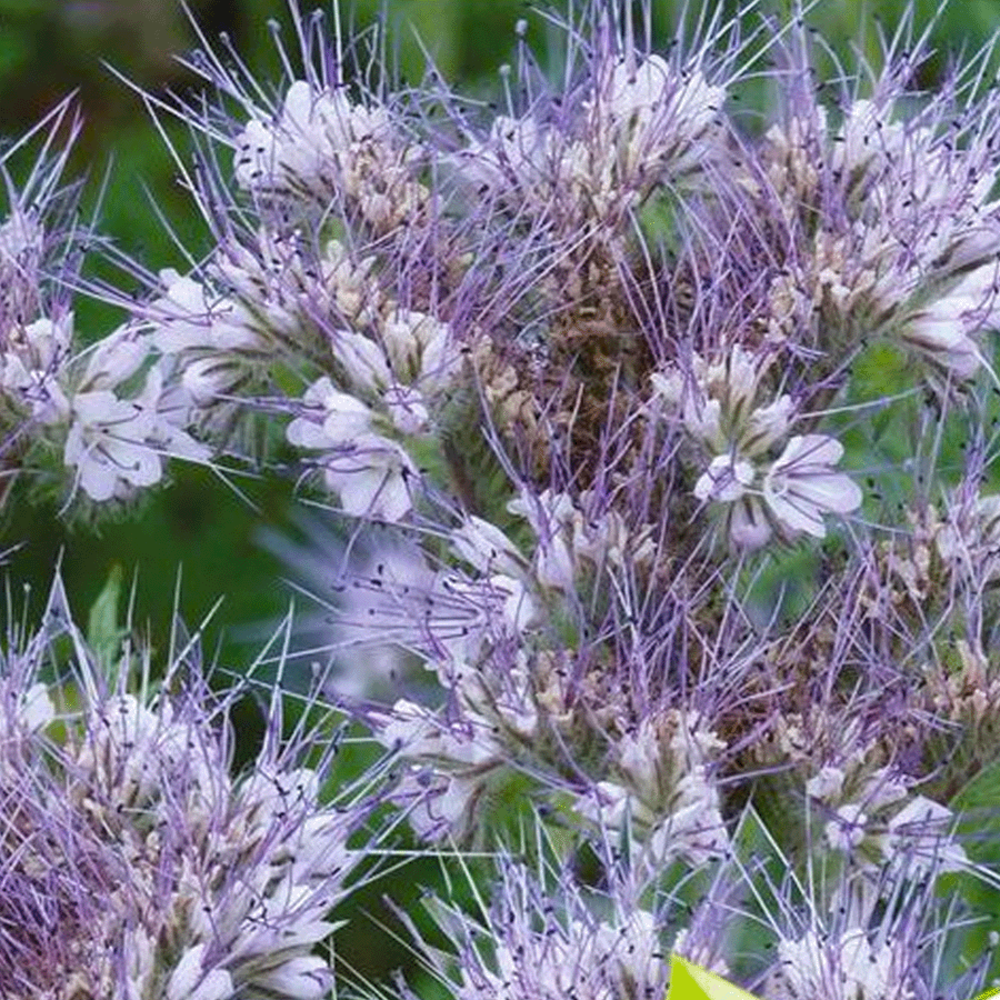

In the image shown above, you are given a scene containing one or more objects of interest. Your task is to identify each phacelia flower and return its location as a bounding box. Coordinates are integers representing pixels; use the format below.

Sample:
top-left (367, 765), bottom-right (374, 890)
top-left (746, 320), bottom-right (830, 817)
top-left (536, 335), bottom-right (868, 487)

top-left (286, 376), bottom-right (416, 521)
top-left (654, 349), bottom-right (861, 547)
top-left (0, 580), bottom-right (380, 1000)
top-left (763, 435), bottom-right (863, 540)
top-left (401, 851), bottom-right (669, 1000)
top-left (234, 79), bottom-right (426, 230)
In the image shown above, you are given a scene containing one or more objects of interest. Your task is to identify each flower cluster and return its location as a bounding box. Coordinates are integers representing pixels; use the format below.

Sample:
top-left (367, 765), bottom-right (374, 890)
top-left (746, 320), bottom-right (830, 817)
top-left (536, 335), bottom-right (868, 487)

top-left (6, 0), bottom-right (1000, 998)
top-left (398, 848), bottom-right (670, 1000)
top-left (652, 346), bottom-right (862, 548)
top-left (0, 581), bottom-right (380, 1000)
top-left (0, 110), bottom-right (211, 507)
top-left (234, 79), bottom-right (427, 231)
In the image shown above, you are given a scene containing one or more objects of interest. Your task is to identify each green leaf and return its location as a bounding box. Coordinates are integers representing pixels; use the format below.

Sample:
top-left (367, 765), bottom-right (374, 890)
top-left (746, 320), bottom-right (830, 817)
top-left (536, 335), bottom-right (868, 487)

top-left (86, 564), bottom-right (126, 674)
top-left (950, 756), bottom-right (1000, 866)
top-left (944, 758), bottom-right (1000, 983)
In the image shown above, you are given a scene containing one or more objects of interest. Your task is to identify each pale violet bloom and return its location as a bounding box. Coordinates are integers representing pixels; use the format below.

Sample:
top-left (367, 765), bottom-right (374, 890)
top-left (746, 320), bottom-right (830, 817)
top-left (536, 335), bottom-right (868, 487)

top-left (17, 682), bottom-right (54, 731)
top-left (898, 268), bottom-right (994, 380)
top-left (808, 761), bottom-right (966, 876)
top-left (879, 795), bottom-right (968, 877)
top-left (455, 54), bottom-right (723, 223)
top-left (446, 515), bottom-right (538, 648)
top-left (77, 325), bottom-right (149, 392)
top-left (592, 55), bottom-right (725, 181)
top-left (652, 347), bottom-right (793, 456)
top-left (655, 349), bottom-right (859, 547)
top-left (377, 698), bottom-right (505, 840)
top-left (451, 514), bottom-right (527, 579)
top-left (149, 269), bottom-right (262, 355)
top-left (286, 376), bottom-right (416, 521)
top-left (76, 692), bottom-right (218, 808)
top-left (330, 310), bottom-right (460, 435)
top-left (331, 328), bottom-right (393, 394)
top-left (832, 98), bottom-right (906, 182)
top-left (506, 491), bottom-right (581, 592)
top-left (250, 958), bottom-right (331, 1000)
top-left (0, 206), bottom-right (43, 265)
top-left (233, 80), bottom-right (425, 229)
top-left (506, 488), bottom-right (655, 591)
top-left (451, 113), bottom-right (557, 207)
top-left (763, 434), bottom-right (863, 539)
top-left (64, 365), bottom-right (210, 502)
top-left (316, 439), bottom-right (414, 521)
top-left (380, 309), bottom-right (458, 388)
top-left (0, 313), bottom-right (72, 423)
top-left (427, 569), bottom-right (537, 665)
top-left (581, 713), bottom-right (729, 868)
top-left (383, 383), bottom-right (429, 435)
top-left (765, 89), bottom-right (1000, 381)
top-left (146, 269), bottom-right (274, 408)
top-left (774, 927), bottom-right (914, 1000)
top-left (286, 379), bottom-right (374, 446)
top-left (234, 80), bottom-right (390, 193)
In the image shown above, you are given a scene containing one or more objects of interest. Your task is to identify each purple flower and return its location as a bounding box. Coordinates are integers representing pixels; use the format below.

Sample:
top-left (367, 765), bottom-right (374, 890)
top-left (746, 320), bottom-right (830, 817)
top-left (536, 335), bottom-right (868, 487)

top-left (0, 579), bottom-right (383, 999)
top-left (396, 847), bottom-right (671, 1000)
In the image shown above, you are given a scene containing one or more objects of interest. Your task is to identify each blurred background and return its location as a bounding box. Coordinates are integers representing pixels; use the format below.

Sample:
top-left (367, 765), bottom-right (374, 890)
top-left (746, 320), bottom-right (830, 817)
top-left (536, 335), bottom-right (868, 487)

top-left (2, 0), bottom-right (1000, 662)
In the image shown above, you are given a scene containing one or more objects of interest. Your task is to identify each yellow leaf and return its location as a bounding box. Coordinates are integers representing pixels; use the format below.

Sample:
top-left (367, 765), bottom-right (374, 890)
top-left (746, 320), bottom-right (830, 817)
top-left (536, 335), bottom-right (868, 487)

top-left (667, 955), bottom-right (762, 1000)
top-left (668, 954), bottom-right (1000, 1000)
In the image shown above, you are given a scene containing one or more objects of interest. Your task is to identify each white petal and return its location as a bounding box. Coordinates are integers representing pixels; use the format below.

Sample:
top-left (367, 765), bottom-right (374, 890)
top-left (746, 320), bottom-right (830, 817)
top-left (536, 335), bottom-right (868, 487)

top-left (286, 417), bottom-right (332, 449)
top-left (82, 328), bottom-right (149, 390)
top-left (728, 497), bottom-right (772, 549)
top-left (166, 945), bottom-right (233, 1000)
top-left (331, 330), bottom-right (391, 392)
top-left (321, 397), bottom-right (374, 441)
top-left (281, 80), bottom-right (314, 131)
top-left (772, 433), bottom-right (844, 471)
top-left (77, 457), bottom-right (118, 502)
top-left (791, 472), bottom-right (863, 513)
top-left (765, 488), bottom-right (827, 537)
top-left (451, 516), bottom-right (524, 576)
top-left (888, 794), bottom-right (952, 832)
top-left (330, 453), bottom-right (413, 522)
top-left (252, 957), bottom-right (331, 1000)
top-left (694, 454), bottom-right (754, 503)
